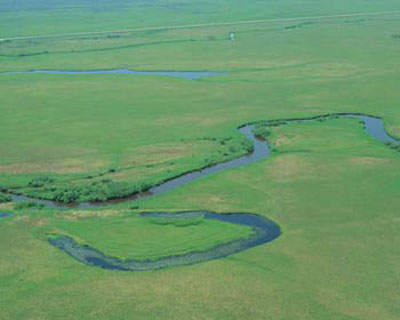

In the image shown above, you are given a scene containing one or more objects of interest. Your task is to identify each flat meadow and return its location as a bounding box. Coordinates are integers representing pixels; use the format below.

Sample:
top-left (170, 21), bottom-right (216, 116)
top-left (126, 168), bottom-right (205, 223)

top-left (1, 1), bottom-right (400, 319)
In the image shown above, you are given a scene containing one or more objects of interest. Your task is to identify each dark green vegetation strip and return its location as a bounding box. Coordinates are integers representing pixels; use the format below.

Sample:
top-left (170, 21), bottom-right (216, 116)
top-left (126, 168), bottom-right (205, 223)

top-left (0, 39), bottom-right (196, 58)
top-left (0, 192), bottom-right (11, 203)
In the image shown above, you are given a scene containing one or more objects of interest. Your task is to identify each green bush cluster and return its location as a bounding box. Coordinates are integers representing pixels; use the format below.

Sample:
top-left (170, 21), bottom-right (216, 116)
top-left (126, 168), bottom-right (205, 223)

top-left (28, 175), bottom-right (54, 187)
top-left (266, 120), bottom-right (288, 127)
top-left (15, 201), bottom-right (45, 210)
top-left (203, 136), bottom-right (252, 167)
top-left (254, 125), bottom-right (272, 139)
top-left (0, 193), bottom-right (11, 203)
top-left (386, 142), bottom-right (400, 151)
top-left (0, 39), bottom-right (12, 46)
top-left (41, 179), bottom-right (150, 203)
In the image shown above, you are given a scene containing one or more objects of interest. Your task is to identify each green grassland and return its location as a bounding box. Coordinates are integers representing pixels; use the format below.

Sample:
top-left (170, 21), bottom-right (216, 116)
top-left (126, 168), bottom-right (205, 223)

top-left (2, 0), bottom-right (400, 38)
top-left (2, 12), bottom-right (400, 201)
top-left (48, 213), bottom-right (253, 260)
top-left (1, 0), bottom-right (400, 319)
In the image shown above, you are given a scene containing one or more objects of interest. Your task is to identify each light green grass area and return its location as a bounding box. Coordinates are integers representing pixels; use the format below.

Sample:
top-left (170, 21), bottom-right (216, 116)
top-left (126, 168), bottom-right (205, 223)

top-left (1, 0), bottom-right (400, 319)
top-left (48, 213), bottom-right (253, 260)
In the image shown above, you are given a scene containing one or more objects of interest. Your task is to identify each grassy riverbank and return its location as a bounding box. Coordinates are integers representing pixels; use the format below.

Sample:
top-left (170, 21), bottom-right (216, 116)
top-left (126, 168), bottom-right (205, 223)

top-left (2, 118), bottom-right (400, 319)
top-left (1, 0), bottom-right (400, 319)
top-left (47, 212), bottom-right (254, 260)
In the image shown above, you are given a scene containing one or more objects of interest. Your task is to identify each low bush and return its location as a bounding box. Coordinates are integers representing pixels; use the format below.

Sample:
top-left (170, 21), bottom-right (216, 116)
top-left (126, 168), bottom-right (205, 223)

top-left (149, 217), bottom-right (203, 227)
top-left (28, 175), bottom-right (54, 188)
top-left (254, 125), bottom-right (272, 139)
top-left (15, 201), bottom-right (45, 210)
top-left (385, 142), bottom-right (400, 151)
top-left (41, 179), bottom-right (151, 203)
top-left (0, 193), bottom-right (11, 203)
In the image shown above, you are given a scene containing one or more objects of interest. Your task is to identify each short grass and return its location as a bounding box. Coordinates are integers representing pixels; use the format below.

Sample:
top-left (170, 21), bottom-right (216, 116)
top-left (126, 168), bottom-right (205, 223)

top-left (47, 213), bottom-right (253, 260)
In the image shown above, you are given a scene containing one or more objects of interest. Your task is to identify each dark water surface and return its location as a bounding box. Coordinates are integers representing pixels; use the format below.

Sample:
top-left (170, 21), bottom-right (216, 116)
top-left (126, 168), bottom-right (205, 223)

top-left (1, 69), bottom-right (227, 80)
top-left (358, 115), bottom-right (399, 143)
top-left (0, 212), bottom-right (14, 219)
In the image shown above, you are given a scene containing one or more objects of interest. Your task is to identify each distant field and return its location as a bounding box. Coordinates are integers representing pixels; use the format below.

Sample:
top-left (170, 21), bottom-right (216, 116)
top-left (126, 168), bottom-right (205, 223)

top-left (1, 1), bottom-right (400, 319)
top-left (2, 0), bottom-right (400, 37)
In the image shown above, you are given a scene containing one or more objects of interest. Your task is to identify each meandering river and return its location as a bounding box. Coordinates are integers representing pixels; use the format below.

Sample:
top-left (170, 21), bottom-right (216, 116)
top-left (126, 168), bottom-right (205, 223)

top-left (6, 113), bottom-right (399, 271)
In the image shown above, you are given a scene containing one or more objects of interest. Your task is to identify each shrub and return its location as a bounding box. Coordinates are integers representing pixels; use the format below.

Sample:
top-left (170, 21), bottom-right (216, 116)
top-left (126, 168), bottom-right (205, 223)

top-left (254, 125), bottom-right (272, 139)
top-left (53, 189), bottom-right (79, 203)
top-left (42, 179), bottom-right (150, 203)
top-left (0, 193), bottom-right (11, 203)
top-left (15, 201), bottom-right (45, 210)
top-left (28, 175), bottom-right (54, 188)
